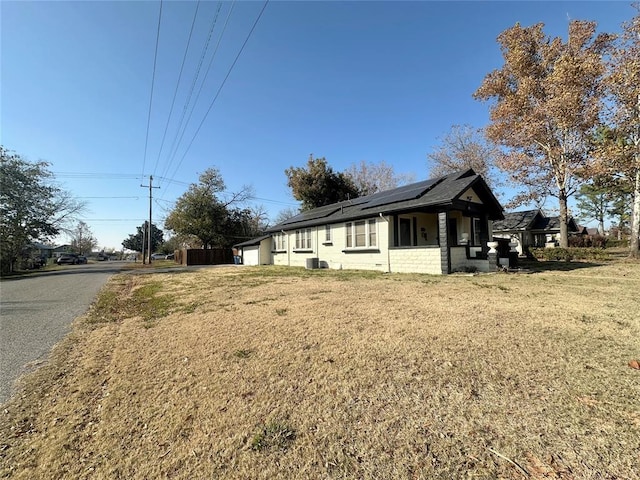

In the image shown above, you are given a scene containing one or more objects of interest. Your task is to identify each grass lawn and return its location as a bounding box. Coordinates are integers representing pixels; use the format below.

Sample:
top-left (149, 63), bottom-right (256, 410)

top-left (1, 260), bottom-right (639, 479)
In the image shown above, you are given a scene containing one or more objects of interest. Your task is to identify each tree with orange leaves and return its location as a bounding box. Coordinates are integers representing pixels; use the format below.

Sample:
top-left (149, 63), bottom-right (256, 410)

top-left (599, 7), bottom-right (640, 256)
top-left (474, 21), bottom-right (612, 247)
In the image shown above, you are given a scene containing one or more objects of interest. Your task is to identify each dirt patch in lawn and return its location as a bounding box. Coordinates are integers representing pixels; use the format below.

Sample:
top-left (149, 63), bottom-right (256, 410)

top-left (1, 262), bottom-right (639, 479)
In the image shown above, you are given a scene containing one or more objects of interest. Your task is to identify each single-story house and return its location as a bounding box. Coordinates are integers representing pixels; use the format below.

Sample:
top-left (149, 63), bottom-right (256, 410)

top-left (30, 242), bottom-right (56, 259)
top-left (264, 169), bottom-right (504, 275)
top-left (492, 209), bottom-right (581, 256)
top-left (234, 235), bottom-right (272, 266)
top-left (53, 244), bottom-right (73, 258)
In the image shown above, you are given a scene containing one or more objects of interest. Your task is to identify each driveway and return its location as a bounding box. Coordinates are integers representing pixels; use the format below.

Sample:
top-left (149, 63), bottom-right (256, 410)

top-left (0, 262), bottom-right (124, 404)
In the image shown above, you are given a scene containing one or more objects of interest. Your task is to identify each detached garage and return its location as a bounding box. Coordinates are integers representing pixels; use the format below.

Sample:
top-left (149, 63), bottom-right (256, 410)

top-left (233, 235), bottom-right (271, 266)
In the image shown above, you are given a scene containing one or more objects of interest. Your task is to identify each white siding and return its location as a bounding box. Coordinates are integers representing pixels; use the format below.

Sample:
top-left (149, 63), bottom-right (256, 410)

top-left (270, 212), bottom-right (490, 274)
top-left (242, 246), bottom-right (260, 266)
top-left (450, 246), bottom-right (490, 273)
top-left (389, 248), bottom-right (443, 274)
top-left (460, 187), bottom-right (483, 203)
top-left (259, 240), bottom-right (271, 265)
top-left (271, 218), bottom-right (390, 272)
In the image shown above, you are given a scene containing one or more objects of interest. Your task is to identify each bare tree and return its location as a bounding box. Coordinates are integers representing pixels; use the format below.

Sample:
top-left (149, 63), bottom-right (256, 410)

top-left (273, 207), bottom-right (300, 225)
top-left (427, 124), bottom-right (500, 188)
top-left (69, 221), bottom-right (98, 254)
top-left (344, 160), bottom-right (415, 196)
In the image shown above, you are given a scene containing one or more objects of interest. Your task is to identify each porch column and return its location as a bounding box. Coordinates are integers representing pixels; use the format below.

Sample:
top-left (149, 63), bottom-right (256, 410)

top-left (438, 212), bottom-right (449, 274)
top-left (479, 213), bottom-right (489, 256)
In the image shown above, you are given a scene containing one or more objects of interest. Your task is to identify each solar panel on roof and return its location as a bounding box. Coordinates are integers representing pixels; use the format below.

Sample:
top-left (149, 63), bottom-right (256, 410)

top-left (281, 205), bottom-right (341, 225)
top-left (362, 178), bottom-right (441, 209)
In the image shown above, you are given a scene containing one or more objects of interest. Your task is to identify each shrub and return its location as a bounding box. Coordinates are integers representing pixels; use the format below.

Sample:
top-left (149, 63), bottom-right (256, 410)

top-left (605, 238), bottom-right (629, 248)
top-left (529, 247), bottom-right (609, 262)
top-left (568, 235), bottom-right (606, 248)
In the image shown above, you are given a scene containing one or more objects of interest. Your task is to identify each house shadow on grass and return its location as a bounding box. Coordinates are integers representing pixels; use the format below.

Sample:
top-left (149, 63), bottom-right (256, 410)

top-left (515, 258), bottom-right (604, 273)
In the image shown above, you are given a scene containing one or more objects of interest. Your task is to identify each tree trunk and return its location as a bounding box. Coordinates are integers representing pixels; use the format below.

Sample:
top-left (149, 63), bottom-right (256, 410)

top-left (558, 190), bottom-right (569, 248)
top-left (630, 166), bottom-right (640, 258)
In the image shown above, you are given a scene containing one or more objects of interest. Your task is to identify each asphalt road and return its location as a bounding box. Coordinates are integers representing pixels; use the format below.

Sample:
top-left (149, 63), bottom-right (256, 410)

top-left (0, 262), bottom-right (125, 404)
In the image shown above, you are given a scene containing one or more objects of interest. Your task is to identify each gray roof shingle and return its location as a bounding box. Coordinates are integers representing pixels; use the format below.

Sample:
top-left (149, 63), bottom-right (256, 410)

top-left (267, 169), bottom-right (503, 232)
top-left (494, 209), bottom-right (580, 233)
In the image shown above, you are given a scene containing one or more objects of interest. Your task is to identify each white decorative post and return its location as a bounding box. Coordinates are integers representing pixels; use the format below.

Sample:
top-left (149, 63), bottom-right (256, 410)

top-left (487, 241), bottom-right (498, 270)
top-left (508, 239), bottom-right (519, 268)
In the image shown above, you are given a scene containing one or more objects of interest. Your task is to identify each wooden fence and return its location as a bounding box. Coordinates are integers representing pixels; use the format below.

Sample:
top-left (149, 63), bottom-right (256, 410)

top-left (175, 248), bottom-right (233, 266)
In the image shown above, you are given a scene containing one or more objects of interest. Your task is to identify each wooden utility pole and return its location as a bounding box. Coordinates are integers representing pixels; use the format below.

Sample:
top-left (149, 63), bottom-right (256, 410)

top-left (140, 175), bottom-right (160, 264)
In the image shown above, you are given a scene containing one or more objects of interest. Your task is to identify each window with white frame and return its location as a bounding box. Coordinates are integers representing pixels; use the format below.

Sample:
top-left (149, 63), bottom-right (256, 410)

top-left (324, 224), bottom-right (332, 243)
top-left (295, 228), bottom-right (312, 250)
top-left (273, 232), bottom-right (286, 251)
top-left (345, 219), bottom-right (377, 248)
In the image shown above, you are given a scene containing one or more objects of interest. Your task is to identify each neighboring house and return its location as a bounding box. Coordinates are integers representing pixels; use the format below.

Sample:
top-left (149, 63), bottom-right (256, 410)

top-left (492, 209), bottom-right (581, 256)
top-left (30, 242), bottom-right (56, 259)
top-left (53, 244), bottom-right (73, 258)
top-left (234, 235), bottom-right (272, 266)
top-left (265, 169), bottom-right (504, 275)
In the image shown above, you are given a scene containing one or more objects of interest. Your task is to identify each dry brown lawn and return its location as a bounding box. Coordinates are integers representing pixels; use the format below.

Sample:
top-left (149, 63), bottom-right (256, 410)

top-left (1, 260), bottom-right (639, 479)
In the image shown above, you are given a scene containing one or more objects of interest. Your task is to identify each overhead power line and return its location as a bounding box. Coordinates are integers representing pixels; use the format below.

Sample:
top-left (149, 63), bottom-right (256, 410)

top-left (158, 1), bottom-right (237, 188)
top-left (152, 0), bottom-right (202, 178)
top-left (52, 171), bottom-right (189, 186)
top-left (77, 218), bottom-right (149, 222)
top-left (163, 0), bottom-right (269, 191)
top-left (77, 196), bottom-right (141, 200)
top-left (160, 1), bottom-right (224, 184)
top-left (141, 0), bottom-right (164, 180)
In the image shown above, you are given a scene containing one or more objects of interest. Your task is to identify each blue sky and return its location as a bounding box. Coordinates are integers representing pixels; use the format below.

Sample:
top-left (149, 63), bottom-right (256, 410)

top-left (1, 1), bottom-right (635, 250)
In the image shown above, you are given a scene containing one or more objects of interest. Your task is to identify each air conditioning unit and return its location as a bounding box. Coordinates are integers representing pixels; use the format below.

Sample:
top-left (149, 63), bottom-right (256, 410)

top-left (305, 257), bottom-right (319, 269)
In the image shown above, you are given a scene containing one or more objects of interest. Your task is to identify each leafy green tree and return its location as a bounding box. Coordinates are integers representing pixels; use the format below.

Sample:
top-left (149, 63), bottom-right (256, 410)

top-left (608, 189), bottom-right (633, 239)
top-left (575, 182), bottom-right (612, 235)
top-left (285, 155), bottom-right (360, 210)
top-left (0, 147), bottom-right (84, 274)
top-left (474, 21), bottom-right (612, 247)
top-left (122, 222), bottom-right (164, 253)
top-left (164, 168), bottom-right (252, 248)
top-left (69, 221), bottom-right (98, 254)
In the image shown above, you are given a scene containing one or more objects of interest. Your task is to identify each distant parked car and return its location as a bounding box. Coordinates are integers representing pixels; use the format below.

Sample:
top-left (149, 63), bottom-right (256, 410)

top-left (150, 253), bottom-right (165, 260)
top-left (57, 254), bottom-right (79, 265)
top-left (165, 253), bottom-right (175, 260)
top-left (97, 252), bottom-right (109, 261)
top-left (77, 255), bottom-right (88, 264)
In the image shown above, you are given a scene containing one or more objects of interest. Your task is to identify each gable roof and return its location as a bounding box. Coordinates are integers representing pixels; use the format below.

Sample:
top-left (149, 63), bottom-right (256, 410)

top-left (233, 235), bottom-right (271, 248)
top-left (532, 215), bottom-right (580, 233)
top-left (493, 209), bottom-right (580, 233)
top-left (267, 169), bottom-right (503, 232)
top-left (492, 209), bottom-right (542, 231)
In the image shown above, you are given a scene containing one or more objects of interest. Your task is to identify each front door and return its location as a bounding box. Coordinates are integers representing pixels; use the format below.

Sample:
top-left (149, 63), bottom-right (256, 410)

top-left (399, 218), bottom-right (412, 246)
top-left (448, 218), bottom-right (458, 246)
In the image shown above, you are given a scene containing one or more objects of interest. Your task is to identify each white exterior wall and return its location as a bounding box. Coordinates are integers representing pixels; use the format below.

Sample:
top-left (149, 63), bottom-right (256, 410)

top-left (388, 247), bottom-right (442, 274)
top-left (242, 246), bottom-right (260, 266)
top-left (259, 240), bottom-right (271, 264)
top-left (450, 246), bottom-right (490, 273)
top-left (271, 217), bottom-right (391, 272)
top-left (319, 217), bottom-right (390, 271)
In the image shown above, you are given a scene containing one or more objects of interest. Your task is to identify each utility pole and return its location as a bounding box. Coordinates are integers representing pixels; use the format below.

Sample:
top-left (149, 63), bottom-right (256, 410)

top-left (141, 221), bottom-right (147, 264)
top-left (140, 175), bottom-right (160, 264)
